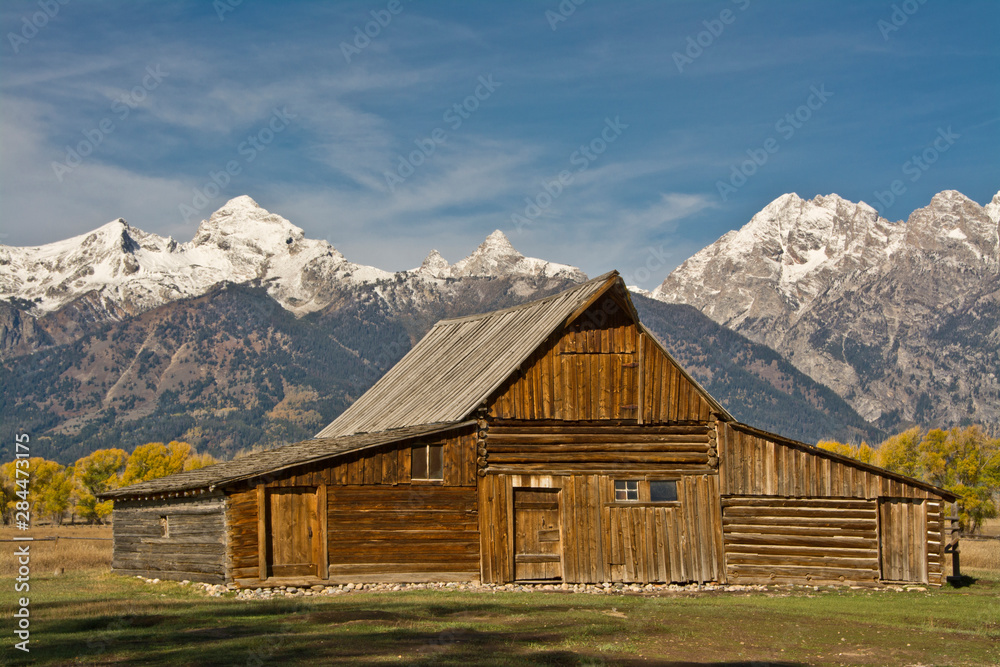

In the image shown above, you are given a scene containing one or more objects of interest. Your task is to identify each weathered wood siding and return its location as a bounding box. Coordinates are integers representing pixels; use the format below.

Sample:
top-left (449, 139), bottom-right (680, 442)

top-left (722, 497), bottom-right (880, 585)
top-left (226, 427), bottom-right (480, 586)
top-left (479, 472), bottom-right (723, 584)
top-left (478, 419), bottom-right (724, 586)
top-left (327, 486), bottom-right (479, 582)
top-left (488, 294), bottom-right (712, 424)
top-left (605, 474), bottom-right (724, 584)
top-left (638, 332), bottom-right (713, 424)
top-left (484, 422), bottom-right (715, 475)
top-left (717, 423), bottom-right (949, 585)
top-left (718, 422), bottom-right (938, 499)
top-left (112, 494), bottom-right (226, 584)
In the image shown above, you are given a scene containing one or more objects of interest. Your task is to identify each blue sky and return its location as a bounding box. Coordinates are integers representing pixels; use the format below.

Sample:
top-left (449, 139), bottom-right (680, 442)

top-left (1, 0), bottom-right (997, 288)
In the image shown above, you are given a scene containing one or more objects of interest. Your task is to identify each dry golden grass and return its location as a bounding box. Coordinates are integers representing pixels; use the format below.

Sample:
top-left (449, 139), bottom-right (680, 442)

top-left (0, 524), bottom-right (112, 576)
top-left (959, 538), bottom-right (1000, 572)
top-left (978, 517), bottom-right (1000, 537)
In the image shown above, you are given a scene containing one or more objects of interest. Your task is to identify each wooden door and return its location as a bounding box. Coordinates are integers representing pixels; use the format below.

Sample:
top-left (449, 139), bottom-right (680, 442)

top-left (878, 498), bottom-right (927, 583)
top-left (266, 488), bottom-right (322, 578)
top-left (513, 488), bottom-right (562, 580)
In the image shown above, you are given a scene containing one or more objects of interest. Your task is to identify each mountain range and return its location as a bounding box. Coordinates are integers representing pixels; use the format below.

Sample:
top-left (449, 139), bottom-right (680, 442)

top-left (2, 190), bottom-right (994, 462)
top-left (653, 189), bottom-right (1000, 432)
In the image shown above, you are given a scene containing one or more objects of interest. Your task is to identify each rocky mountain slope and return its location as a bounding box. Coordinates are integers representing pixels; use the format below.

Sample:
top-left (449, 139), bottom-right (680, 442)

top-left (0, 197), bottom-right (877, 462)
top-left (653, 189), bottom-right (1000, 431)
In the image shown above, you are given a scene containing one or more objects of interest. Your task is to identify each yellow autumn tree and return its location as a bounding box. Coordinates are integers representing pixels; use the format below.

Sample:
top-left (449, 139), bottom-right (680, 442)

top-left (183, 451), bottom-right (218, 471)
top-left (118, 441), bottom-right (217, 486)
top-left (817, 440), bottom-right (876, 465)
top-left (0, 458), bottom-right (74, 525)
top-left (73, 448), bottom-right (128, 524)
top-left (917, 426), bottom-right (1000, 532)
top-left (876, 426), bottom-right (923, 478)
top-left (119, 441), bottom-right (193, 486)
top-left (0, 466), bottom-right (16, 524)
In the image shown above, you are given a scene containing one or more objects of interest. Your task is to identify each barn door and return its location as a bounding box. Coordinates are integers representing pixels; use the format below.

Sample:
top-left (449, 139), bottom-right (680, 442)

top-left (513, 488), bottom-right (562, 581)
top-left (266, 487), bottom-right (322, 578)
top-left (878, 498), bottom-right (927, 583)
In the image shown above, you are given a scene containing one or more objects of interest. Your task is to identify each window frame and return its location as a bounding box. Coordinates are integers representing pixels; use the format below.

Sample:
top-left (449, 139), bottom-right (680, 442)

top-left (610, 478), bottom-right (681, 505)
top-left (411, 443), bottom-right (444, 482)
top-left (614, 479), bottom-right (640, 501)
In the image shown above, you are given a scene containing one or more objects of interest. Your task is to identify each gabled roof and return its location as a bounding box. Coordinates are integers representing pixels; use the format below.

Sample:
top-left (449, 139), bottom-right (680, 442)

top-left (317, 271), bottom-right (728, 438)
top-left (99, 421), bottom-right (473, 500)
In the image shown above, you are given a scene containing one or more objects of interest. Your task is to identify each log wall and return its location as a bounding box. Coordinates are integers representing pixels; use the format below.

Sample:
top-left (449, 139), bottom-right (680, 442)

top-left (226, 426), bottom-right (479, 586)
top-left (111, 494), bottom-right (226, 584)
top-left (488, 294), bottom-right (712, 424)
top-left (484, 422), bottom-right (715, 475)
top-left (722, 497), bottom-right (880, 585)
top-left (327, 486), bottom-right (479, 582)
top-left (716, 423), bottom-right (950, 585)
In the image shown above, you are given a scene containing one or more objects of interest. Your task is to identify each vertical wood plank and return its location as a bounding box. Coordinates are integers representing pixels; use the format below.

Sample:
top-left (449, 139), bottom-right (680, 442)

top-left (257, 484), bottom-right (268, 580)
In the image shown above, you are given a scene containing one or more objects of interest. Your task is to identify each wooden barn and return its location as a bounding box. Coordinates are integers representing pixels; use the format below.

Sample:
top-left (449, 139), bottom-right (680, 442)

top-left (100, 271), bottom-right (957, 588)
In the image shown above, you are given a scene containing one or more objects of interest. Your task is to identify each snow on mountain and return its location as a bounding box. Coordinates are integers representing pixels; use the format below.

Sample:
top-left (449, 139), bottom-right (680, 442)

top-left (652, 193), bottom-right (903, 326)
top-left (414, 230), bottom-right (586, 282)
top-left (0, 197), bottom-right (586, 318)
top-left (651, 188), bottom-right (1000, 429)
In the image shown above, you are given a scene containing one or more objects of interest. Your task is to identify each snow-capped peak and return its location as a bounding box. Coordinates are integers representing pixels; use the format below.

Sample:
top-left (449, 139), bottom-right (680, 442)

top-left (415, 250), bottom-right (451, 278)
top-left (0, 198), bottom-right (587, 319)
top-left (652, 192), bottom-right (905, 321)
top-left (448, 229), bottom-right (586, 281)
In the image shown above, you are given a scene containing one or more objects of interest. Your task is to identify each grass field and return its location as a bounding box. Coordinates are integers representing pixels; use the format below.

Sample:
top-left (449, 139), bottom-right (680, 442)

top-left (1, 524), bottom-right (997, 666)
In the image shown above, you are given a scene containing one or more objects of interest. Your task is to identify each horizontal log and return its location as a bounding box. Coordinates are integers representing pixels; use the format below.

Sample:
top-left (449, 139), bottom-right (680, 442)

top-left (723, 516), bottom-right (875, 529)
top-left (327, 562), bottom-right (479, 575)
top-left (117, 533), bottom-right (222, 544)
top-left (724, 507), bottom-right (876, 519)
top-left (231, 566), bottom-right (261, 579)
top-left (488, 452), bottom-right (709, 464)
top-left (724, 531), bottom-right (876, 549)
top-left (726, 553), bottom-right (879, 569)
top-left (488, 422), bottom-right (708, 435)
top-left (330, 547), bottom-right (480, 561)
top-left (724, 544), bottom-right (877, 559)
top-left (727, 564), bottom-right (880, 581)
top-left (484, 463), bottom-right (715, 473)
top-left (488, 434), bottom-right (710, 445)
top-left (327, 530), bottom-right (480, 541)
top-left (488, 442), bottom-right (709, 453)
top-left (721, 497), bottom-right (875, 509)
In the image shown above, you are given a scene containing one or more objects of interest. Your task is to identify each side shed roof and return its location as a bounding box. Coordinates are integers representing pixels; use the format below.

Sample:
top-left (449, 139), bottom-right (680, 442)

top-left (99, 421), bottom-right (473, 500)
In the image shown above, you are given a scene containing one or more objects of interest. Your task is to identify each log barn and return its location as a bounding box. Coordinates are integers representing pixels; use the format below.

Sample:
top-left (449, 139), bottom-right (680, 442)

top-left (101, 271), bottom-right (957, 588)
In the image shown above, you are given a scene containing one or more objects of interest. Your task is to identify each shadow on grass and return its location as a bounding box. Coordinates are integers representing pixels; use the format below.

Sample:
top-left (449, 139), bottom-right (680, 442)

top-left (946, 574), bottom-right (977, 588)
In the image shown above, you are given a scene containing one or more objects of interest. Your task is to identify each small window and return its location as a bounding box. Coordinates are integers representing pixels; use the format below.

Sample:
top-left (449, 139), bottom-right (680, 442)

top-left (650, 480), bottom-right (678, 502)
top-left (411, 444), bottom-right (443, 481)
top-left (614, 480), bottom-right (639, 501)
top-left (159, 515), bottom-right (169, 538)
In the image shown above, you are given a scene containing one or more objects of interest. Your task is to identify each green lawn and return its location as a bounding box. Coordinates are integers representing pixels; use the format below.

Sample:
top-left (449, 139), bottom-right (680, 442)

top-left (3, 570), bottom-right (999, 666)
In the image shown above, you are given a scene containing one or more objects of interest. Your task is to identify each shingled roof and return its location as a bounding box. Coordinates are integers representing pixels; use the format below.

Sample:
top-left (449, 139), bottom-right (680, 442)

top-left (99, 421), bottom-right (473, 500)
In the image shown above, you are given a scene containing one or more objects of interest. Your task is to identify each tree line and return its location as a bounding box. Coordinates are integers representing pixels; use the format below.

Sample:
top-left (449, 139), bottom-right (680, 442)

top-left (1, 441), bottom-right (216, 525)
top-left (818, 424), bottom-right (1000, 533)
